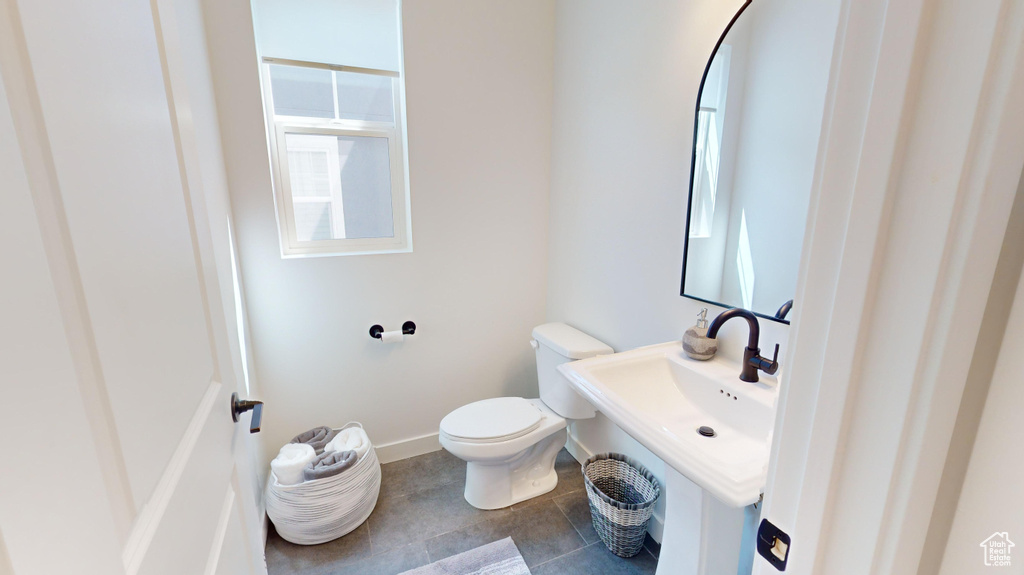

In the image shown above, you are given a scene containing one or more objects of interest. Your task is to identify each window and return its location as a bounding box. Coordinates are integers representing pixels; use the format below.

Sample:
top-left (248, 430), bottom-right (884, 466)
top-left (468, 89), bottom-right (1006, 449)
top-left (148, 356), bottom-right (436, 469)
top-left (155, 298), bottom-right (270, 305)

top-left (262, 59), bottom-right (410, 256)
top-left (690, 107), bottom-right (721, 238)
top-left (689, 45), bottom-right (731, 240)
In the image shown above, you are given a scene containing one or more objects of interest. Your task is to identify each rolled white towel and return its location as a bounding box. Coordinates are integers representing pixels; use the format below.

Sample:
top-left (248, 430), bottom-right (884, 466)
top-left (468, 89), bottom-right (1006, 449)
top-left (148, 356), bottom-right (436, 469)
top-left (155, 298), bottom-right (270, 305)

top-left (271, 443), bottom-right (316, 486)
top-left (325, 427), bottom-right (371, 460)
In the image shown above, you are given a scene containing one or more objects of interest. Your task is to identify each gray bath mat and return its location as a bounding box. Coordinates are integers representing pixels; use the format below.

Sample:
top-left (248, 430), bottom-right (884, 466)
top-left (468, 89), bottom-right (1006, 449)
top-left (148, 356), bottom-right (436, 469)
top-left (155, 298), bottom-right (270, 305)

top-left (399, 537), bottom-right (531, 575)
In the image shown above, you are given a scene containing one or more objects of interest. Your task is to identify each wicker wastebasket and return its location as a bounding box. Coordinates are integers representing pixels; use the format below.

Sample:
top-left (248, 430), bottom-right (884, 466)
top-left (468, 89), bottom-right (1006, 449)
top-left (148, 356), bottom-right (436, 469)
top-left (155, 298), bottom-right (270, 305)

top-left (583, 453), bottom-right (661, 558)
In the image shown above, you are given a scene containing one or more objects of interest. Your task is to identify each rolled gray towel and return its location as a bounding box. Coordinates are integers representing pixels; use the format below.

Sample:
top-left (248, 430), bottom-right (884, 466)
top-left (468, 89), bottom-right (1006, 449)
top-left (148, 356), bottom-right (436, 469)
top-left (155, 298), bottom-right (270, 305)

top-left (290, 426), bottom-right (339, 454)
top-left (302, 450), bottom-right (358, 481)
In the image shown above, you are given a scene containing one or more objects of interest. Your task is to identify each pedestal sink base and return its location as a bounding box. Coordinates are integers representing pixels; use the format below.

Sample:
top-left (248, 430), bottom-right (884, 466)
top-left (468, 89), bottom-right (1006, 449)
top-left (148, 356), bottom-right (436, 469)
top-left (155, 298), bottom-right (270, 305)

top-left (656, 467), bottom-right (755, 575)
top-left (557, 342), bottom-right (770, 574)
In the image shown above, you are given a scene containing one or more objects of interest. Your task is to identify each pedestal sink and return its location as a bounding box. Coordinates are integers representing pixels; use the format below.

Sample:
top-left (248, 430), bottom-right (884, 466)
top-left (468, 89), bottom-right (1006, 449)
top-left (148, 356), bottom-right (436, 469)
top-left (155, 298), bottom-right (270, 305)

top-left (558, 342), bottom-right (779, 575)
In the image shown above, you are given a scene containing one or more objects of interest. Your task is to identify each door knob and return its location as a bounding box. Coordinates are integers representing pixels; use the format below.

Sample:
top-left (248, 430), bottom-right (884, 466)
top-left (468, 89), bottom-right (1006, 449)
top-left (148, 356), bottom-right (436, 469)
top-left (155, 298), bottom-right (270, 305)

top-left (231, 392), bottom-right (263, 433)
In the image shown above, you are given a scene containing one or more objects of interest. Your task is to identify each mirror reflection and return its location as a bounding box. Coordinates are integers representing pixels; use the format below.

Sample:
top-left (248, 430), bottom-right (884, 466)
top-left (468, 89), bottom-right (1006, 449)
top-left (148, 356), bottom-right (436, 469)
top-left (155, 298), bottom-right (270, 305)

top-left (681, 0), bottom-right (833, 322)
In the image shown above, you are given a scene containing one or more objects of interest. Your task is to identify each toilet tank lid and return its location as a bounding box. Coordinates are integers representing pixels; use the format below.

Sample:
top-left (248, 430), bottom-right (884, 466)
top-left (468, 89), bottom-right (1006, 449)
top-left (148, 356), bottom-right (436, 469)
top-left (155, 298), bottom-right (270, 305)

top-left (532, 323), bottom-right (613, 359)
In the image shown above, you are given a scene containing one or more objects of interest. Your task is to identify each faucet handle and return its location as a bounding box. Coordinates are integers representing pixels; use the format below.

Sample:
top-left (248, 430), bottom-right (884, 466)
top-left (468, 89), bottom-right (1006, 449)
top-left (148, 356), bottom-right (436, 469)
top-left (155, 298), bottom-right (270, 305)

top-left (750, 344), bottom-right (781, 376)
top-left (763, 344), bottom-right (780, 375)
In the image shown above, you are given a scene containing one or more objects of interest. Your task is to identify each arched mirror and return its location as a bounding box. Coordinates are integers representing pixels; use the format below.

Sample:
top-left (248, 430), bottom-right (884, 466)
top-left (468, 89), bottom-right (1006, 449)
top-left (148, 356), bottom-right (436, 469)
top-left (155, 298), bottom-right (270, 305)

top-left (680, 0), bottom-right (834, 323)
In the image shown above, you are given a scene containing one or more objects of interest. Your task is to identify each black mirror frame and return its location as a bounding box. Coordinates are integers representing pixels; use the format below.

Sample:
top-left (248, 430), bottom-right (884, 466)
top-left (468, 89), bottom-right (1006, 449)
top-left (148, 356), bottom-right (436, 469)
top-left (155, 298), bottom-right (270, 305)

top-left (679, 0), bottom-right (790, 325)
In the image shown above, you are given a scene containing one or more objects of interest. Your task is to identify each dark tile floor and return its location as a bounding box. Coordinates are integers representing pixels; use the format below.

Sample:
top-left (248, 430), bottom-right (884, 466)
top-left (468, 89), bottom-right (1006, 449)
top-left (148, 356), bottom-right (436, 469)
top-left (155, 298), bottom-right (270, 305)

top-left (265, 448), bottom-right (660, 574)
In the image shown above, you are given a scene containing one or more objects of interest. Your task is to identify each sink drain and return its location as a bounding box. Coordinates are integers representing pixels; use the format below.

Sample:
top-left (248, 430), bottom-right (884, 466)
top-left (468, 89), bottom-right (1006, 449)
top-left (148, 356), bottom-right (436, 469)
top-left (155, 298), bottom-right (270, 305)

top-left (698, 426), bottom-right (716, 438)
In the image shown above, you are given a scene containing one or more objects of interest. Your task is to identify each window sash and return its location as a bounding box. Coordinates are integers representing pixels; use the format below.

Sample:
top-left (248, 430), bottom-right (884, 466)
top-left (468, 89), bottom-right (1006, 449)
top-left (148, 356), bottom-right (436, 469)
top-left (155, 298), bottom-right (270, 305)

top-left (273, 123), bottom-right (404, 251)
top-left (262, 60), bottom-right (410, 257)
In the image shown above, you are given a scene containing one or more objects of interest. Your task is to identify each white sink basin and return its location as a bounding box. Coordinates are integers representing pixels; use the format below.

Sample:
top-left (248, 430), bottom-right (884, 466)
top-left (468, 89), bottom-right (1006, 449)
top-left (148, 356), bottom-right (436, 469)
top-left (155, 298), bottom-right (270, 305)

top-left (558, 341), bottom-right (778, 507)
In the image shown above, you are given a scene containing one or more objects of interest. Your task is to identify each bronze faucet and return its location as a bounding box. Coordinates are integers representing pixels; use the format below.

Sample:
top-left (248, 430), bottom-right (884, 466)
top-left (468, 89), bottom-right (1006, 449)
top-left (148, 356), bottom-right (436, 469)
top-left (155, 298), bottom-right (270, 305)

top-left (706, 308), bottom-right (780, 382)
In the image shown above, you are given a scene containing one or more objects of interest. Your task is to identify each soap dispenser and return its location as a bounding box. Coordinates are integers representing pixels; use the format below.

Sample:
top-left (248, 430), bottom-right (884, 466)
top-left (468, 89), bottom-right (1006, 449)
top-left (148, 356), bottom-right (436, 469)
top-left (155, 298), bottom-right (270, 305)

top-left (683, 308), bottom-right (718, 360)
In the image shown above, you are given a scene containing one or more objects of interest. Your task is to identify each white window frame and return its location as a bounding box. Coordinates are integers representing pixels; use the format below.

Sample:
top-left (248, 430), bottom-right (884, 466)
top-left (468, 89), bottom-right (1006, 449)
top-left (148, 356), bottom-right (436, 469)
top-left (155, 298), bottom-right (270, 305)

top-left (261, 57), bottom-right (411, 257)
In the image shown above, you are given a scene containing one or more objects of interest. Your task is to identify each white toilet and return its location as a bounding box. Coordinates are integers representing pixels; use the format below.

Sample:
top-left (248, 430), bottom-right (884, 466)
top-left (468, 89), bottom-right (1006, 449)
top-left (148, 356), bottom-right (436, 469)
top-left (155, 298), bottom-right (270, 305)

top-left (439, 323), bottom-right (612, 510)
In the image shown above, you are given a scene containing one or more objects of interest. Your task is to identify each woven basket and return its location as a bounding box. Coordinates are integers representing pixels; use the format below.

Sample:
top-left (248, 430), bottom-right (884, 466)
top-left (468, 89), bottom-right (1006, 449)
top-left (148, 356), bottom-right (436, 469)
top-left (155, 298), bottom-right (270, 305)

top-left (583, 453), bottom-right (661, 558)
top-left (265, 423), bottom-right (381, 545)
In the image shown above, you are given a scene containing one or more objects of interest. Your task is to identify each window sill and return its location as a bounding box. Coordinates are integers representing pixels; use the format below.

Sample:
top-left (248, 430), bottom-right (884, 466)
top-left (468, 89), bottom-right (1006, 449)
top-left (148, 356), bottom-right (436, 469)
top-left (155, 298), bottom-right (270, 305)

top-left (279, 245), bottom-right (413, 259)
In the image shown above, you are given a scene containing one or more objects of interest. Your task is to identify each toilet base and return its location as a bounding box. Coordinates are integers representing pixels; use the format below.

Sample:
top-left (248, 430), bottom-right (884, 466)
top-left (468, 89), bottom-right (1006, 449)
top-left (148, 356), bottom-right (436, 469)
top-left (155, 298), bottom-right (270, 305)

top-left (462, 427), bottom-right (568, 510)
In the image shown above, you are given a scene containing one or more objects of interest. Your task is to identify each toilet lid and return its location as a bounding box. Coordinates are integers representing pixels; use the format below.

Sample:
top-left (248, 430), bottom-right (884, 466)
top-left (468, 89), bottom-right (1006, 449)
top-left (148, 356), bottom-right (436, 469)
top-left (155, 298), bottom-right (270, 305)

top-left (440, 397), bottom-right (543, 442)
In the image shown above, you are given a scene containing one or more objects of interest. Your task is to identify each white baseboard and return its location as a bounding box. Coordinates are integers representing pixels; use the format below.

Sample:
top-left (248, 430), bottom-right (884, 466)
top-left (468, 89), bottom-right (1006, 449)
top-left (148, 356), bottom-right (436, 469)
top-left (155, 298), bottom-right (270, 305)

top-left (374, 432), bottom-right (442, 464)
top-left (563, 431), bottom-right (591, 465)
top-left (564, 431), bottom-right (665, 544)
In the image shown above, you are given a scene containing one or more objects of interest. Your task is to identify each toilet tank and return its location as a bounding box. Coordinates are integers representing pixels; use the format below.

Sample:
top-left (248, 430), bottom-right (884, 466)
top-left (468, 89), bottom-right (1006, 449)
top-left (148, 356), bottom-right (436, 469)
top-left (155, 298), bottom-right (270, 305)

top-left (531, 323), bottom-right (613, 420)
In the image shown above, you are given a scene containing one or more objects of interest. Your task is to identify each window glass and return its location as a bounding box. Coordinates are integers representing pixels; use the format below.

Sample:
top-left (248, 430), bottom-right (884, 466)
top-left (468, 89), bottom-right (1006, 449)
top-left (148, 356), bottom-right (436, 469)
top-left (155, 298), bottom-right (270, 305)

top-left (335, 71), bottom-right (395, 123)
top-left (293, 201), bottom-right (333, 241)
top-left (283, 133), bottom-right (395, 241)
top-left (269, 64), bottom-right (334, 118)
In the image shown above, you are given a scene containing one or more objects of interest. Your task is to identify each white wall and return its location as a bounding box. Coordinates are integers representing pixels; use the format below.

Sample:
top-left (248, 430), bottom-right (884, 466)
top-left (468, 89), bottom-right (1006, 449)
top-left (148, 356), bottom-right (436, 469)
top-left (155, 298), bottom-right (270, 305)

top-left (221, 0), bottom-right (555, 466)
top-left (549, 0), bottom-right (790, 360)
top-left (547, 0), bottom-right (805, 541)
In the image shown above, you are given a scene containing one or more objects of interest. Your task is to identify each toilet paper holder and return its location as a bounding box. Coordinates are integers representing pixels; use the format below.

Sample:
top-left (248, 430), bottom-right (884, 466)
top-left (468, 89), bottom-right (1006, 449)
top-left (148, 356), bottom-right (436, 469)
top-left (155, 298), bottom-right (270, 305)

top-left (370, 321), bottom-right (416, 339)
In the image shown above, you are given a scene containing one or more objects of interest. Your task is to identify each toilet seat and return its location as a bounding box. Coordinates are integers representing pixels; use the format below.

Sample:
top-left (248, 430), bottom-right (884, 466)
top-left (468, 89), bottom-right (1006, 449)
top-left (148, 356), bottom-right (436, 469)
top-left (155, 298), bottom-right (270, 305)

top-left (440, 397), bottom-right (543, 444)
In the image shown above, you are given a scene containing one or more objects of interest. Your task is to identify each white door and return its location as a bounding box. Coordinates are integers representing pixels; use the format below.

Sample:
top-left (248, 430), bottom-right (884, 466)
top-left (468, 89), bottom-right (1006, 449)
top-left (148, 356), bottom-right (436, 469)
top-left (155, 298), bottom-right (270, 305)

top-left (0, 0), bottom-right (267, 573)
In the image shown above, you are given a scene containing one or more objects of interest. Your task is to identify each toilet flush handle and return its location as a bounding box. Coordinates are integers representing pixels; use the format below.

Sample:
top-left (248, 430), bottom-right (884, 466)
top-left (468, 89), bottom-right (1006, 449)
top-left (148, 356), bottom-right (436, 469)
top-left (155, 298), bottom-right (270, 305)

top-left (530, 339), bottom-right (539, 350)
